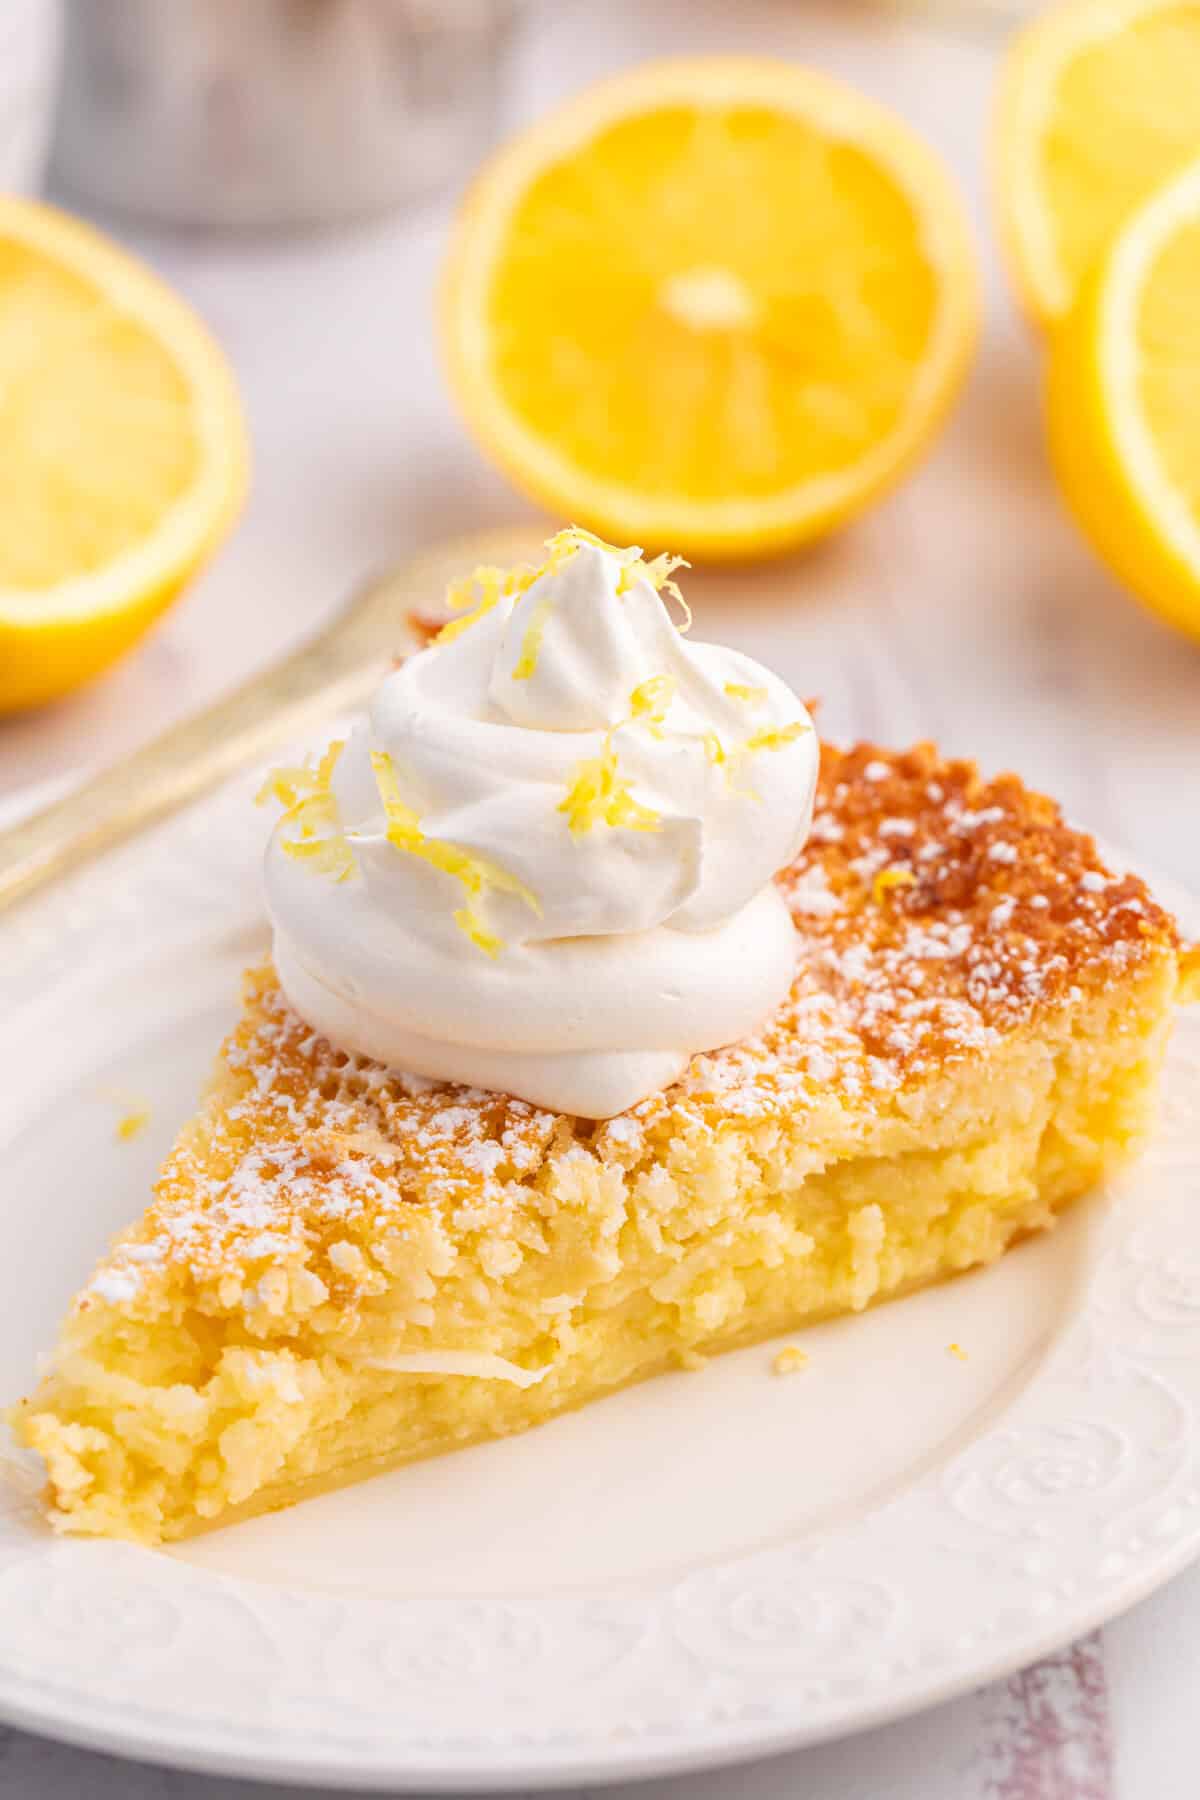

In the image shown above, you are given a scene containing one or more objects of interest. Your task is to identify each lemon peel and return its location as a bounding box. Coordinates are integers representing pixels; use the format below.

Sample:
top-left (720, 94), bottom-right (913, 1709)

top-left (115, 1108), bottom-right (150, 1143)
top-left (436, 562), bottom-right (538, 646)
top-left (512, 594), bottom-right (554, 681)
top-left (559, 738), bottom-right (661, 837)
top-left (436, 529), bottom-right (691, 662)
top-left (873, 866), bottom-right (917, 904)
top-left (725, 682), bottom-right (768, 706)
top-left (743, 721), bottom-right (812, 754)
top-left (546, 526), bottom-right (690, 609)
top-left (256, 740), bottom-right (343, 813)
top-left (370, 750), bottom-right (540, 956)
top-left (258, 740), bottom-right (356, 883)
top-left (629, 674), bottom-right (676, 735)
top-left (705, 714), bottom-right (810, 799)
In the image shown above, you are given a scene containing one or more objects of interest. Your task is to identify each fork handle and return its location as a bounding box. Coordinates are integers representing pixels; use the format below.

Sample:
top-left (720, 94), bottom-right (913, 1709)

top-left (0, 525), bottom-right (546, 914)
top-left (0, 617), bottom-right (390, 913)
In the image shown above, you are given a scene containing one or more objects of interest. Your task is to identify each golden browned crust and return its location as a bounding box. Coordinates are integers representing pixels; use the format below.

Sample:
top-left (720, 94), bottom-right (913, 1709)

top-left (786, 738), bottom-right (1176, 1058)
top-left (73, 742), bottom-right (1181, 1311)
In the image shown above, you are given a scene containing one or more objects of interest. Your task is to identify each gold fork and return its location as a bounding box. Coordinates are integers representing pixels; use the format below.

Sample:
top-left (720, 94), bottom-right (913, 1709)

top-left (0, 525), bottom-right (544, 912)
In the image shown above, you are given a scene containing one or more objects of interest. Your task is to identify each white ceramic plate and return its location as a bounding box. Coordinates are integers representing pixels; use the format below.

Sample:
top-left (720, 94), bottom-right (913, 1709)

top-left (2, 768), bottom-right (1199, 1792)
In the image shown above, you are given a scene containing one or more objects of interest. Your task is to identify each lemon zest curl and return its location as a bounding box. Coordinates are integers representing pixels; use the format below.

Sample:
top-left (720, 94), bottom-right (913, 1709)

top-left (437, 528), bottom-right (692, 663)
top-left (629, 674), bottom-right (676, 735)
top-left (370, 750), bottom-right (540, 956)
top-left (257, 740), bottom-right (356, 883)
top-left (511, 594), bottom-right (554, 681)
top-left (724, 682), bottom-right (768, 706)
top-left (873, 866), bottom-right (917, 905)
top-left (559, 738), bottom-right (661, 837)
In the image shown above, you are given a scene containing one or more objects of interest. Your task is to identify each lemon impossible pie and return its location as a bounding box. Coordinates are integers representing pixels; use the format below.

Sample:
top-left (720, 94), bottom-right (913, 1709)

top-left (14, 738), bottom-right (1195, 1543)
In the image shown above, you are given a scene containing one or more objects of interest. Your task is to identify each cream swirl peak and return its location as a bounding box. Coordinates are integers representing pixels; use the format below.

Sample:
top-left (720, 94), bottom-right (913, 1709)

top-left (262, 533), bottom-right (818, 1118)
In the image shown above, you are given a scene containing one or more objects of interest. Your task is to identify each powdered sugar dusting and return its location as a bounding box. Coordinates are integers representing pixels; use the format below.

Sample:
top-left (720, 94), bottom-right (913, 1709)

top-left (76, 741), bottom-right (1177, 1309)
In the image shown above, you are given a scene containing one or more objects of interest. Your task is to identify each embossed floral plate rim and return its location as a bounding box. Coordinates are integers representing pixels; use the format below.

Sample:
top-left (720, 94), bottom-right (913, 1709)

top-left (2, 772), bottom-right (1200, 1791)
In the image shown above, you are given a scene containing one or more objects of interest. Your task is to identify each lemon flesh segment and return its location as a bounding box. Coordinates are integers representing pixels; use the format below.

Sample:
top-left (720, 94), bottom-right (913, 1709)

top-left (1047, 158), bottom-right (1200, 641)
top-left (444, 62), bottom-right (978, 557)
top-left (0, 200), bottom-right (247, 713)
top-left (0, 239), bottom-right (197, 591)
top-left (999, 1), bottom-right (1200, 324)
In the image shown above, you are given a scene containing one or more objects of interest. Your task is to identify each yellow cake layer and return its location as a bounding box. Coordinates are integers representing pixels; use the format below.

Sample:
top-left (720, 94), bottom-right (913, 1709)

top-left (11, 743), bottom-right (1193, 1542)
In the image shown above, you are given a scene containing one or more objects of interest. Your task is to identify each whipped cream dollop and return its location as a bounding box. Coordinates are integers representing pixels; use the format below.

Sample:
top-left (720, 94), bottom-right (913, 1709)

top-left (264, 536), bottom-right (818, 1118)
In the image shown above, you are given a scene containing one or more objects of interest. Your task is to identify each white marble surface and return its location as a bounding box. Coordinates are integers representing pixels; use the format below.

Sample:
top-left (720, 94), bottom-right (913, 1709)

top-left (3, 0), bottom-right (1200, 1793)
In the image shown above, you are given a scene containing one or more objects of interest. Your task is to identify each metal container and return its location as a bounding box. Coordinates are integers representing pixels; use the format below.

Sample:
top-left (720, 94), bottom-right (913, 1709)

top-left (50, 0), bottom-right (517, 229)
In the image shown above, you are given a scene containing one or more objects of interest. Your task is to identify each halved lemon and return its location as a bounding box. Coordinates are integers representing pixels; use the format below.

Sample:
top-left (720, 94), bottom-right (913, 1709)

top-left (440, 57), bottom-right (978, 560)
top-left (996, 0), bottom-right (1200, 327)
top-left (0, 200), bottom-right (248, 712)
top-left (1047, 154), bottom-right (1200, 640)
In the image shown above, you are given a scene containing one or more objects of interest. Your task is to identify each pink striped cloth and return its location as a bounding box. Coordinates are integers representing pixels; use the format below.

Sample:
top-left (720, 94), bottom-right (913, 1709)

top-left (973, 1634), bottom-right (1113, 1800)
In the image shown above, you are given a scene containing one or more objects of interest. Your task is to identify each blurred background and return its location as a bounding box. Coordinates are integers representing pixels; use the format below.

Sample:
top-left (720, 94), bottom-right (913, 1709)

top-left (2, 0), bottom-right (1198, 901)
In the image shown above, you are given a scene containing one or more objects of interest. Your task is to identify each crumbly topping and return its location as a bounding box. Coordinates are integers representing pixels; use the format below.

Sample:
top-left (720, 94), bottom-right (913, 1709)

top-left (647, 740), bottom-right (1176, 1128)
top-left (114, 1105), bottom-right (150, 1142)
top-left (84, 742), bottom-right (1180, 1312)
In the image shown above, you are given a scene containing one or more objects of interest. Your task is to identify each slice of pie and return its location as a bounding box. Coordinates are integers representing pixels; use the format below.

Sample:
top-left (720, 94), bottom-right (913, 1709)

top-left (12, 742), bottom-right (1196, 1543)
